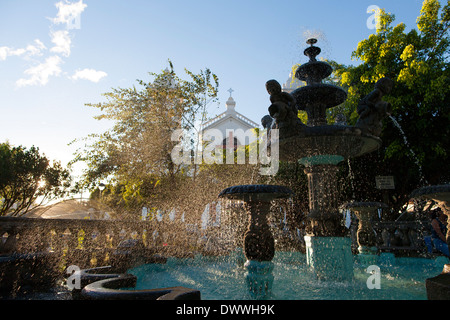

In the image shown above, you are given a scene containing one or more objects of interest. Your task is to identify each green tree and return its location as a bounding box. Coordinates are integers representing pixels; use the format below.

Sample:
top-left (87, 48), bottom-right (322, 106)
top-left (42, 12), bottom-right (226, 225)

top-left (0, 142), bottom-right (71, 216)
top-left (71, 61), bottom-right (219, 216)
top-left (330, 0), bottom-right (450, 213)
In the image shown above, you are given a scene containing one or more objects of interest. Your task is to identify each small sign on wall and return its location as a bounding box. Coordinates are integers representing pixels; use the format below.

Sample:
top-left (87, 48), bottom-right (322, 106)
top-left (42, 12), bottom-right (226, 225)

top-left (375, 176), bottom-right (395, 189)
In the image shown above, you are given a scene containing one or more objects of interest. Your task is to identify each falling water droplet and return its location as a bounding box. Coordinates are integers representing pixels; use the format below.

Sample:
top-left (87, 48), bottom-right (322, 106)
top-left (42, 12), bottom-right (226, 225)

top-left (388, 115), bottom-right (428, 186)
top-left (347, 159), bottom-right (356, 199)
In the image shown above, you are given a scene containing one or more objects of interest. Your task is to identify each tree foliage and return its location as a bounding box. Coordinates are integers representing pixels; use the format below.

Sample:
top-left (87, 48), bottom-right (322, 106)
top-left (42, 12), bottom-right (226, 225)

top-left (0, 142), bottom-right (71, 216)
top-left (71, 61), bottom-right (220, 216)
top-left (329, 0), bottom-right (450, 213)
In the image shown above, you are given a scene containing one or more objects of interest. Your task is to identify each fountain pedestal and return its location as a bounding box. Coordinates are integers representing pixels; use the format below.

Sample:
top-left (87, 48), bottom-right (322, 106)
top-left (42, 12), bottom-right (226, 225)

top-left (219, 184), bottom-right (293, 298)
top-left (243, 201), bottom-right (274, 261)
top-left (302, 162), bottom-right (354, 281)
top-left (304, 236), bottom-right (354, 281)
top-left (303, 164), bottom-right (346, 237)
top-left (342, 202), bottom-right (388, 254)
top-left (242, 200), bottom-right (274, 298)
top-left (355, 208), bottom-right (378, 254)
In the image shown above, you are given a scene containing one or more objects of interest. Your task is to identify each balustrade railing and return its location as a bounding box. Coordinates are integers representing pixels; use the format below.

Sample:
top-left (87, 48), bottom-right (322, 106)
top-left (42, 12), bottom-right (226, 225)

top-left (0, 216), bottom-right (437, 265)
top-left (0, 217), bottom-right (162, 270)
top-left (372, 220), bottom-right (431, 255)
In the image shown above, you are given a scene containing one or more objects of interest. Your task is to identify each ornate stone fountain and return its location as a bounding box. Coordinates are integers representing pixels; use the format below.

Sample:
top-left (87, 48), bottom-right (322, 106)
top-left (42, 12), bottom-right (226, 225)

top-left (265, 38), bottom-right (392, 280)
top-left (219, 184), bottom-right (293, 298)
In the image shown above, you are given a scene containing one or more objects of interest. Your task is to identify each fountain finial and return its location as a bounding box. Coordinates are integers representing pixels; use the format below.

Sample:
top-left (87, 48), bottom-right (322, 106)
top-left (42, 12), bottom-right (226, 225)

top-left (304, 38), bottom-right (321, 62)
top-left (306, 38), bottom-right (317, 46)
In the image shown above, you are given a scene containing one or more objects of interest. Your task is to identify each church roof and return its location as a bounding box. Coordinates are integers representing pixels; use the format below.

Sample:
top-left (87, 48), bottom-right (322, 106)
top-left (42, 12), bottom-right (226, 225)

top-left (201, 92), bottom-right (259, 132)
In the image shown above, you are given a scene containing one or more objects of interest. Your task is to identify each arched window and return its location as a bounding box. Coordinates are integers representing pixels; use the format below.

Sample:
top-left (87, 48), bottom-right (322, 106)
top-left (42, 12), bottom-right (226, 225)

top-left (222, 137), bottom-right (239, 149)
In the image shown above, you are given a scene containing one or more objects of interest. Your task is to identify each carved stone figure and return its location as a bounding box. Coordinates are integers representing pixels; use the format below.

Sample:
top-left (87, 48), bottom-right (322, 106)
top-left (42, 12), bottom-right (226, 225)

top-left (355, 77), bottom-right (393, 136)
top-left (261, 114), bottom-right (274, 130)
top-left (265, 79), bottom-right (298, 127)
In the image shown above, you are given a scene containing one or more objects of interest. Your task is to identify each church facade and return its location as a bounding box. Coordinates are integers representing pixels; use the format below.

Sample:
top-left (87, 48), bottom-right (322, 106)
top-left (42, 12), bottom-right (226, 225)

top-left (200, 89), bottom-right (259, 149)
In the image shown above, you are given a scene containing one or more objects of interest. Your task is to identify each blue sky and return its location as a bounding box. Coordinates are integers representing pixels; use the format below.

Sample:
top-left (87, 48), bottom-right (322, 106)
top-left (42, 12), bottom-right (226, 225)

top-left (0, 0), bottom-right (425, 178)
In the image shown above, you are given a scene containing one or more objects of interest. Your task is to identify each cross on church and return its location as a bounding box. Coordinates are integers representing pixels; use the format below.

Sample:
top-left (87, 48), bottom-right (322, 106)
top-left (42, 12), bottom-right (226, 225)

top-left (227, 88), bottom-right (234, 97)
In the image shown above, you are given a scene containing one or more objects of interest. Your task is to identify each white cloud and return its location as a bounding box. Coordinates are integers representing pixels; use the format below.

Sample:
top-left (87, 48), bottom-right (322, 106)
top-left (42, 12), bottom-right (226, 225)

top-left (0, 39), bottom-right (47, 61)
top-left (71, 68), bottom-right (107, 82)
top-left (0, 47), bottom-right (24, 60)
top-left (50, 30), bottom-right (71, 57)
top-left (52, 0), bottom-right (87, 29)
top-left (2, 1), bottom-right (96, 87)
top-left (16, 55), bottom-right (63, 87)
top-left (25, 39), bottom-right (47, 57)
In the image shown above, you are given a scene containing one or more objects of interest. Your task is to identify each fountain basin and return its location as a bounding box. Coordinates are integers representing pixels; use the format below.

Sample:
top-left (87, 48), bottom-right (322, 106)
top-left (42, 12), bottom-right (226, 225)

top-left (275, 125), bottom-right (381, 163)
top-left (295, 62), bottom-right (332, 84)
top-left (292, 83), bottom-right (346, 108)
top-left (80, 273), bottom-right (200, 300)
top-left (341, 202), bottom-right (389, 210)
top-left (410, 185), bottom-right (450, 203)
top-left (127, 250), bottom-right (447, 300)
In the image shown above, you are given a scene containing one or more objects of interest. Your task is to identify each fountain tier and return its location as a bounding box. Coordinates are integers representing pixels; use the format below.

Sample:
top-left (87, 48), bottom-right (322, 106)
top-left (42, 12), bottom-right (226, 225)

top-left (263, 38), bottom-right (391, 281)
top-left (292, 38), bottom-right (346, 126)
top-left (270, 39), bottom-right (384, 238)
top-left (276, 125), bottom-right (381, 164)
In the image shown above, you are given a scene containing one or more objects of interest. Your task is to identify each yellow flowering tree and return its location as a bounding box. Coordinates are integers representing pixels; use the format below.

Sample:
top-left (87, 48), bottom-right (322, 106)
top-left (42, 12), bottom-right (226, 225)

top-left (330, 0), bottom-right (450, 213)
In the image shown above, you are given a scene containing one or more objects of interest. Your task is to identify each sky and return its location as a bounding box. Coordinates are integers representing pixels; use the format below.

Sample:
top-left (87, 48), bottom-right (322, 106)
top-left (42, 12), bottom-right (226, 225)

top-left (0, 0), bottom-right (426, 179)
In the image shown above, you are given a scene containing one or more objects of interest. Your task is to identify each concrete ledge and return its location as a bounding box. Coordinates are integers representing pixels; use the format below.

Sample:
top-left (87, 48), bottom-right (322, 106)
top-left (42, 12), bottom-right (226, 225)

top-left (426, 273), bottom-right (450, 300)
